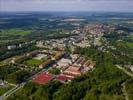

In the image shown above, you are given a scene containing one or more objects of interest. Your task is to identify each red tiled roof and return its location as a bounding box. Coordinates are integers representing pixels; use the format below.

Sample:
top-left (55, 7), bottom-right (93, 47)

top-left (65, 66), bottom-right (80, 72)
top-left (64, 66), bottom-right (81, 77)
top-left (56, 74), bottom-right (72, 81)
top-left (62, 73), bottom-right (75, 78)
top-left (33, 72), bottom-right (53, 84)
top-left (80, 58), bottom-right (85, 64)
top-left (84, 61), bottom-right (90, 67)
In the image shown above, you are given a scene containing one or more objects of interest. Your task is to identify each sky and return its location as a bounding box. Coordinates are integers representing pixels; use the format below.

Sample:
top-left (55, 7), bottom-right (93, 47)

top-left (0, 0), bottom-right (133, 12)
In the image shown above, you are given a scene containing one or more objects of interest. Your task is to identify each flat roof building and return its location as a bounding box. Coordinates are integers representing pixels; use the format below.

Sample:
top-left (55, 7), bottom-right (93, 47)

top-left (64, 65), bottom-right (81, 76)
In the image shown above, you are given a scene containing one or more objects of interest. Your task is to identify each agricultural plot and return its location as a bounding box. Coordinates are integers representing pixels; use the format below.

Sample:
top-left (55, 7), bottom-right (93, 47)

top-left (0, 29), bottom-right (33, 36)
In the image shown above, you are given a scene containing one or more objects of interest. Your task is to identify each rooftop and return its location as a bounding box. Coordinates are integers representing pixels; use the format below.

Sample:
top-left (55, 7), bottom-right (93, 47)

top-left (56, 74), bottom-right (72, 82)
top-left (32, 72), bottom-right (53, 84)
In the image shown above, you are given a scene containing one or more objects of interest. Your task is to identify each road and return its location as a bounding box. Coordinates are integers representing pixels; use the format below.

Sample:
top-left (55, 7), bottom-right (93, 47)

top-left (116, 65), bottom-right (133, 77)
top-left (0, 82), bottom-right (26, 100)
top-left (116, 65), bottom-right (133, 100)
top-left (0, 68), bottom-right (47, 100)
top-left (122, 82), bottom-right (129, 100)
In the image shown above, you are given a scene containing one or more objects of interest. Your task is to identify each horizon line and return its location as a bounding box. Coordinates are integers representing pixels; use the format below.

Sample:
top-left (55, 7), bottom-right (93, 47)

top-left (0, 11), bottom-right (133, 13)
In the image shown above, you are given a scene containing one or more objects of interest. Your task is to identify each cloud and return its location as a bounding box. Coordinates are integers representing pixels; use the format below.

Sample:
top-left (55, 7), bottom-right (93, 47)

top-left (0, 0), bottom-right (133, 12)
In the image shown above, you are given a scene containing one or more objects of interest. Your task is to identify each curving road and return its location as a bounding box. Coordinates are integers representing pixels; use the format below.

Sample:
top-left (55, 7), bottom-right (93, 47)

top-left (116, 65), bottom-right (133, 100)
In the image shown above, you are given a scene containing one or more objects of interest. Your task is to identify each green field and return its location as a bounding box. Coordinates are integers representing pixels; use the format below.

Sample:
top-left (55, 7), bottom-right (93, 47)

top-left (0, 29), bottom-right (33, 36)
top-left (126, 35), bottom-right (133, 49)
top-left (24, 59), bottom-right (43, 66)
top-left (126, 42), bottom-right (133, 49)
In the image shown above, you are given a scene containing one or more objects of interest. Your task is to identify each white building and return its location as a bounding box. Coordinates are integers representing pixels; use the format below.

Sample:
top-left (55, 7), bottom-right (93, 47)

top-left (70, 54), bottom-right (79, 62)
top-left (7, 45), bottom-right (17, 50)
top-left (57, 58), bottom-right (72, 67)
top-left (130, 67), bottom-right (133, 72)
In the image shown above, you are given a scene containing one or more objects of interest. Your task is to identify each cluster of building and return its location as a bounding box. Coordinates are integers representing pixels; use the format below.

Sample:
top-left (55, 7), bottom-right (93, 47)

top-left (84, 23), bottom-right (116, 35)
top-left (36, 23), bottom-right (116, 50)
top-left (32, 54), bottom-right (95, 84)
top-left (9, 48), bottom-right (66, 72)
top-left (36, 40), bottom-right (66, 50)
top-left (10, 50), bottom-right (39, 64)
top-left (0, 80), bottom-right (8, 88)
top-left (7, 41), bottom-right (35, 50)
top-left (39, 51), bottom-right (65, 68)
top-left (55, 55), bottom-right (95, 82)
top-left (36, 33), bottom-right (90, 50)
top-left (35, 24), bottom-right (91, 49)
top-left (125, 65), bottom-right (133, 72)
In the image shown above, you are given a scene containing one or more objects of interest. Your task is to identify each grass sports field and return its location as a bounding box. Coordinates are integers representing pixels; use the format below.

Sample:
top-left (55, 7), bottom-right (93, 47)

top-left (24, 58), bottom-right (43, 66)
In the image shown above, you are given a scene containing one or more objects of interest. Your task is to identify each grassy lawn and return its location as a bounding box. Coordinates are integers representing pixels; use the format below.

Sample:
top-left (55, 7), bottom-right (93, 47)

top-left (126, 42), bottom-right (133, 49)
top-left (128, 35), bottom-right (133, 39)
top-left (0, 28), bottom-right (33, 36)
top-left (24, 59), bottom-right (43, 66)
top-left (124, 35), bottom-right (133, 49)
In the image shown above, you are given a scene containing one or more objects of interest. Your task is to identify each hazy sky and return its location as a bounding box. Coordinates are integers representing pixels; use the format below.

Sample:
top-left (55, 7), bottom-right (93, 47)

top-left (0, 0), bottom-right (133, 12)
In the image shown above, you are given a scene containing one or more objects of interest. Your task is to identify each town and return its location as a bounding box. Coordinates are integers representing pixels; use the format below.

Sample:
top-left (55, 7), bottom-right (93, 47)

top-left (0, 14), bottom-right (133, 100)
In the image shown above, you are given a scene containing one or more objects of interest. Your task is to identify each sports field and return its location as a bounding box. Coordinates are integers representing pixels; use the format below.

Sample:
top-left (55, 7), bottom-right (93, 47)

top-left (24, 58), bottom-right (43, 66)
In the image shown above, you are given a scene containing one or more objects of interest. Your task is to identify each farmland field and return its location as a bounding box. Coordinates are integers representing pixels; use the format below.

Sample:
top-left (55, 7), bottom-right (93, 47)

top-left (0, 29), bottom-right (33, 36)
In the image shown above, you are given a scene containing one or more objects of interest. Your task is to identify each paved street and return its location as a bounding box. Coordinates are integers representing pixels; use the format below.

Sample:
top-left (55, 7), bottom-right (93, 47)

top-left (116, 65), bottom-right (133, 77)
top-left (0, 68), bottom-right (47, 100)
top-left (0, 82), bottom-right (26, 100)
top-left (122, 82), bottom-right (129, 100)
